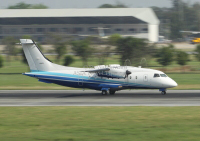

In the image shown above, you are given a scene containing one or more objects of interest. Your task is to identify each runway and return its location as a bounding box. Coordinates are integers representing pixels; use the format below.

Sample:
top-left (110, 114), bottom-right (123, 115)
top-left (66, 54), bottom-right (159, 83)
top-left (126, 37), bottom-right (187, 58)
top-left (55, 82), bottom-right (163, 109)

top-left (0, 90), bottom-right (200, 106)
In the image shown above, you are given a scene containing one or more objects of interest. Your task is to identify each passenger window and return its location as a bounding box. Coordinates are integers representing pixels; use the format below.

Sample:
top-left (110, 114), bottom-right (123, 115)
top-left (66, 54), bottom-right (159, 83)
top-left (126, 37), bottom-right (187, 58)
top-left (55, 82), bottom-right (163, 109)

top-left (154, 74), bottom-right (160, 77)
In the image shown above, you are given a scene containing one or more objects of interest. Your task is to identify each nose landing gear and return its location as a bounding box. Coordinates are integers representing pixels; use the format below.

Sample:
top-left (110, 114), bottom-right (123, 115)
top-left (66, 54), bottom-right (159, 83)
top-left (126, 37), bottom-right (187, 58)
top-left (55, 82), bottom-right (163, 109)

top-left (102, 90), bottom-right (108, 95)
top-left (159, 89), bottom-right (166, 95)
top-left (161, 91), bottom-right (166, 95)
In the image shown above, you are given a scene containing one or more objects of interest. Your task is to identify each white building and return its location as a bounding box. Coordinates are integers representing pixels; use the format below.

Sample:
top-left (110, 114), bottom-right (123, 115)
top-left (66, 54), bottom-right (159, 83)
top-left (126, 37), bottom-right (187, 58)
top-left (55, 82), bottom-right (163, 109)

top-left (0, 8), bottom-right (159, 43)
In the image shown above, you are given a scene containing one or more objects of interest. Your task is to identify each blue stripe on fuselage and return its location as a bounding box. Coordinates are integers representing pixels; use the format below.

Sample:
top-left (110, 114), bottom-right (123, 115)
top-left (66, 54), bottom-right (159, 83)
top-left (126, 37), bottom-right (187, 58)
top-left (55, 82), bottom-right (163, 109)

top-left (24, 71), bottom-right (156, 90)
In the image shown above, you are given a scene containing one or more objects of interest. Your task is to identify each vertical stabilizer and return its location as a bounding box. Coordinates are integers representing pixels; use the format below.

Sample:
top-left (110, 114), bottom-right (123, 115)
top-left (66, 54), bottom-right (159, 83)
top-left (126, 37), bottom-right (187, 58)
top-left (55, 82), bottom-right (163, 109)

top-left (20, 39), bottom-right (54, 72)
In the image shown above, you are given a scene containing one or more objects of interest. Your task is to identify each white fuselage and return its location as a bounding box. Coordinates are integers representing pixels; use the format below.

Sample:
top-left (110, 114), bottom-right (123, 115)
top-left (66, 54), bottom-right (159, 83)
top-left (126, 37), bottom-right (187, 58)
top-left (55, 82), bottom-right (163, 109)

top-left (28, 66), bottom-right (177, 90)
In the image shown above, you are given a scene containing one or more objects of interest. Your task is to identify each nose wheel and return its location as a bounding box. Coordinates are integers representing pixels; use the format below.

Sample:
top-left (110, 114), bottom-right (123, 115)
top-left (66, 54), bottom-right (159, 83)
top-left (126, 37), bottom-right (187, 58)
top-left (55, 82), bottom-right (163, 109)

top-left (161, 91), bottom-right (166, 95)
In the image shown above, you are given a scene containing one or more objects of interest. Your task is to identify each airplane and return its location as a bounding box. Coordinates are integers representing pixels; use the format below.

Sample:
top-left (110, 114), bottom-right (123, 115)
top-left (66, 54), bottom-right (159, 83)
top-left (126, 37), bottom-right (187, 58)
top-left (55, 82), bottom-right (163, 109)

top-left (20, 39), bottom-right (178, 95)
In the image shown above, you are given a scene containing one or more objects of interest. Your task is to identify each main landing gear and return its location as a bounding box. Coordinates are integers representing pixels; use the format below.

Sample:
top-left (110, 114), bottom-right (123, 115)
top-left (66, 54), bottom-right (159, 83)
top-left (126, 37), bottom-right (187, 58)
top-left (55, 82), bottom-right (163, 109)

top-left (101, 90), bottom-right (116, 95)
top-left (109, 90), bottom-right (116, 95)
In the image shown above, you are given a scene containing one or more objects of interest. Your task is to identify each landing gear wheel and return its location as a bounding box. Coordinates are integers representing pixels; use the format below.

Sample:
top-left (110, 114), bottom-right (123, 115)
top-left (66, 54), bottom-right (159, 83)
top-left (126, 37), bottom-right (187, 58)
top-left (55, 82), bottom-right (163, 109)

top-left (109, 90), bottom-right (116, 95)
top-left (161, 91), bottom-right (166, 95)
top-left (102, 90), bottom-right (108, 95)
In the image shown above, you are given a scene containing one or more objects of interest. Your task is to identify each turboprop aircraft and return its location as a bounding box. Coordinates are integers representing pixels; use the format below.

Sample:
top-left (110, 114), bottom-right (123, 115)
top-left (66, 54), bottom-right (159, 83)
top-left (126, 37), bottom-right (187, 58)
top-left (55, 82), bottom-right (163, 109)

top-left (20, 39), bottom-right (177, 95)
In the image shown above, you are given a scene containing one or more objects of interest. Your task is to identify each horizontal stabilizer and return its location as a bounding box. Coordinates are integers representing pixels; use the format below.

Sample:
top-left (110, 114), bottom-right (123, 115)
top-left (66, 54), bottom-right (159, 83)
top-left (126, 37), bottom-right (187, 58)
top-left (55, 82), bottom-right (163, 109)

top-left (20, 39), bottom-right (34, 44)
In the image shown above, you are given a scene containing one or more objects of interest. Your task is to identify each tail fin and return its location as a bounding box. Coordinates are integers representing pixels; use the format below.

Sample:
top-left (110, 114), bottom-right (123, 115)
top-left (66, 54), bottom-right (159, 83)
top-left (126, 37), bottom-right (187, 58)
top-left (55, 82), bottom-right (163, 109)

top-left (20, 39), bottom-right (55, 72)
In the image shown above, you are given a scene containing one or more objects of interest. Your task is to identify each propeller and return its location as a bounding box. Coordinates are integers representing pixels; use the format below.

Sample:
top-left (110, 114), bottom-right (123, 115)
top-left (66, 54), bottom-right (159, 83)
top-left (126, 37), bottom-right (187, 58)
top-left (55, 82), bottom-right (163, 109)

top-left (125, 70), bottom-right (131, 78)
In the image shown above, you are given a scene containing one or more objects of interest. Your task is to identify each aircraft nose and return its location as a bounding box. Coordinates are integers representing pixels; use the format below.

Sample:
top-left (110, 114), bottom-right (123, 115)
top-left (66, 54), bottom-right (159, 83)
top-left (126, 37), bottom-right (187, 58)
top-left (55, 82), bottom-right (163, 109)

top-left (166, 78), bottom-right (178, 88)
top-left (170, 80), bottom-right (178, 87)
top-left (162, 78), bottom-right (178, 88)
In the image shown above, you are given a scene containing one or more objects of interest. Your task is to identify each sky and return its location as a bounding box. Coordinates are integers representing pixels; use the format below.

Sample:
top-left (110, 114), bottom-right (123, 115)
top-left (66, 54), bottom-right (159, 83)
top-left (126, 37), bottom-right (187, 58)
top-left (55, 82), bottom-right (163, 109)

top-left (0, 0), bottom-right (200, 9)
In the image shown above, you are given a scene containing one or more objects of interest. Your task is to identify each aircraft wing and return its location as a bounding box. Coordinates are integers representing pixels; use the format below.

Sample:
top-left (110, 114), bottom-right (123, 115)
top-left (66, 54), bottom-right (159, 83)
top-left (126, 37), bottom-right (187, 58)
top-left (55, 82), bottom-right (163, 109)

top-left (82, 68), bottom-right (110, 73)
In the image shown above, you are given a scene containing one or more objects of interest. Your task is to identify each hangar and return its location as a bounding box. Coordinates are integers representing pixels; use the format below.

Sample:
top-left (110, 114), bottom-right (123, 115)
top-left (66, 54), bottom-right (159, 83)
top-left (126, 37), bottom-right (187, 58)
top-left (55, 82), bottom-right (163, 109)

top-left (0, 8), bottom-right (159, 44)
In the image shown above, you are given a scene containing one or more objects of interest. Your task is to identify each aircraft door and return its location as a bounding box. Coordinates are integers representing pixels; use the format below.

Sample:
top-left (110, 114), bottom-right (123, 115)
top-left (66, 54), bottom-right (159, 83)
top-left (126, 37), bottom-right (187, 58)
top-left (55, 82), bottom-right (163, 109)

top-left (143, 74), bottom-right (148, 82)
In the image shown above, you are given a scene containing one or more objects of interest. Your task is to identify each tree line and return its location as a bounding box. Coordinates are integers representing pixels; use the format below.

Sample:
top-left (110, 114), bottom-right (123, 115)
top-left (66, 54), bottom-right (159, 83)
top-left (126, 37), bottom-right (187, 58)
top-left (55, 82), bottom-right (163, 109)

top-left (1, 34), bottom-right (200, 71)
top-left (152, 0), bottom-right (200, 40)
top-left (7, 2), bottom-right (48, 9)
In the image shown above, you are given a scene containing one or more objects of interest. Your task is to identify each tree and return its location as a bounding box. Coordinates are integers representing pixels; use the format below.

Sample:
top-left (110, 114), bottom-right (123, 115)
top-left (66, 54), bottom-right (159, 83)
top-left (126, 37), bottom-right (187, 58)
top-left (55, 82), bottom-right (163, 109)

top-left (71, 39), bottom-right (92, 66)
top-left (63, 55), bottom-right (75, 66)
top-left (98, 2), bottom-right (127, 8)
top-left (108, 34), bottom-right (121, 46)
top-left (152, 1), bottom-right (200, 39)
top-left (116, 37), bottom-right (152, 65)
top-left (8, 2), bottom-right (31, 9)
top-left (31, 4), bottom-right (48, 9)
top-left (48, 35), bottom-right (67, 63)
top-left (0, 55), bottom-right (3, 68)
top-left (195, 44), bottom-right (200, 61)
top-left (2, 37), bottom-right (17, 62)
top-left (156, 45), bottom-right (174, 67)
top-left (172, 0), bottom-right (180, 11)
top-left (21, 35), bottom-right (31, 40)
top-left (193, 3), bottom-right (200, 31)
top-left (169, 12), bottom-right (182, 39)
top-left (176, 51), bottom-right (189, 71)
top-left (98, 4), bottom-right (116, 8)
top-left (8, 2), bottom-right (48, 9)
top-left (96, 46), bottom-right (111, 65)
top-left (54, 41), bottom-right (67, 63)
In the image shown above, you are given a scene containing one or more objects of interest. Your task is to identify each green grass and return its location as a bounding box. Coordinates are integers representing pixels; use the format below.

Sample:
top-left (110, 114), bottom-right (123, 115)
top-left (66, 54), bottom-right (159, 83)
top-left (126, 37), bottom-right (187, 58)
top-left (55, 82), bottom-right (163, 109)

top-left (148, 55), bottom-right (200, 71)
top-left (0, 107), bottom-right (200, 141)
top-left (168, 73), bottom-right (200, 89)
top-left (0, 74), bottom-right (76, 90)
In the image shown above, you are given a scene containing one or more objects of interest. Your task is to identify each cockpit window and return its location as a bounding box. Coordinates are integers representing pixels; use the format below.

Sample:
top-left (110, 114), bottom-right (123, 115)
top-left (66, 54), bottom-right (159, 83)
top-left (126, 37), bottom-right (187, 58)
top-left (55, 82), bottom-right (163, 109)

top-left (154, 73), bottom-right (160, 77)
top-left (160, 74), bottom-right (167, 77)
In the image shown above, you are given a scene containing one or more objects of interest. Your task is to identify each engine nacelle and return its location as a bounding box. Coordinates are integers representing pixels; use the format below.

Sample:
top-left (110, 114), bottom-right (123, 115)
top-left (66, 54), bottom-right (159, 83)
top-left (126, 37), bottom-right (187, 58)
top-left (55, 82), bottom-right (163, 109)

top-left (97, 68), bottom-right (126, 79)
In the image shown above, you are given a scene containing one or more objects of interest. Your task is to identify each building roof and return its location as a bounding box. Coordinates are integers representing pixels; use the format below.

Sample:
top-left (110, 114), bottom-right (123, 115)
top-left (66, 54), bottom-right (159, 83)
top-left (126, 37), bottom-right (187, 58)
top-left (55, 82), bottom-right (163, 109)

top-left (0, 8), bottom-right (159, 25)
top-left (0, 17), bottom-right (147, 25)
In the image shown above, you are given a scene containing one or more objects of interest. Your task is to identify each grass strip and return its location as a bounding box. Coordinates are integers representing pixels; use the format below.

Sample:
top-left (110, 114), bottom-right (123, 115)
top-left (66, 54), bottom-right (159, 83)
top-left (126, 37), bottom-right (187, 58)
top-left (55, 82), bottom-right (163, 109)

top-left (0, 107), bottom-right (200, 141)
